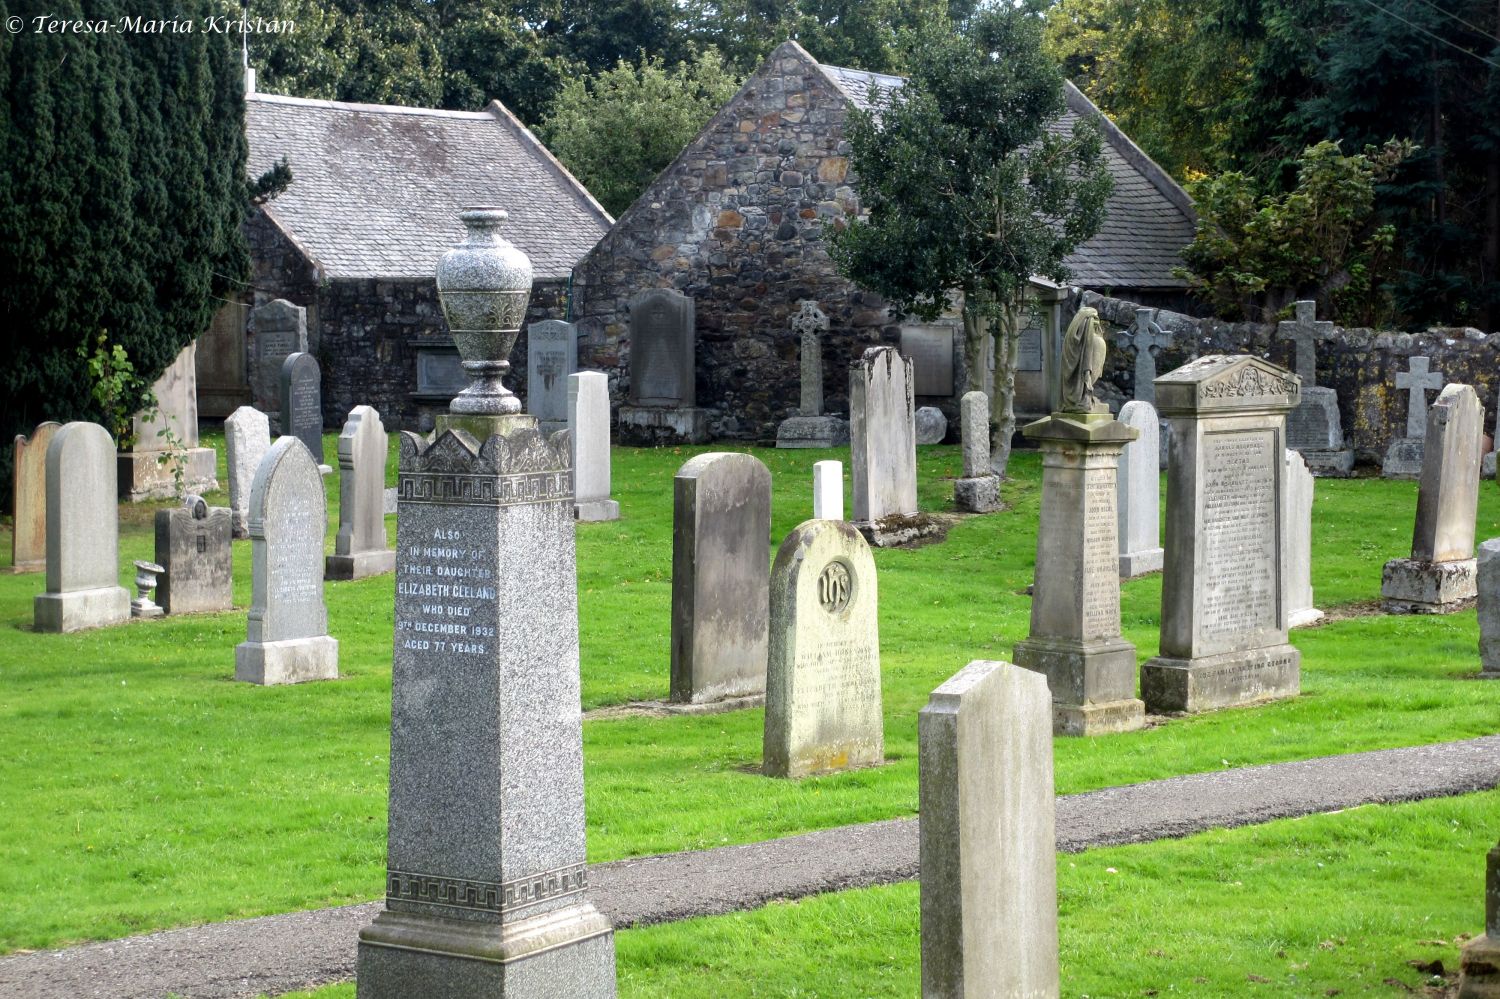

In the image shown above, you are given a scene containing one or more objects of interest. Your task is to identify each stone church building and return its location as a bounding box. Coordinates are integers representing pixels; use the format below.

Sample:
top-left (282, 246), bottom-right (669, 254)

top-left (569, 40), bottom-right (1197, 440)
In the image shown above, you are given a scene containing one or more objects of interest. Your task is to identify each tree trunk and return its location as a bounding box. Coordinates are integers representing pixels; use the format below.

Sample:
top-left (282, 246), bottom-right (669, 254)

top-left (990, 307), bottom-right (1018, 478)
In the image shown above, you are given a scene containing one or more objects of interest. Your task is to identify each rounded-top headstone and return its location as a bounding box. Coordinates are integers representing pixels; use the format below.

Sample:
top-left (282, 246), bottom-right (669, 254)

top-left (246, 436), bottom-right (329, 643)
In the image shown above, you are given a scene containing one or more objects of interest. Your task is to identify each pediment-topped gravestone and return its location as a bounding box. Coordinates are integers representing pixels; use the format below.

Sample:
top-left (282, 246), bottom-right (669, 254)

top-left (154, 495), bottom-right (232, 614)
top-left (235, 437), bottom-right (338, 684)
top-left (526, 319), bottom-right (578, 434)
top-left (1283, 450), bottom-right (1322, 627)
top-left (326, 406), bottom-right (396, 580)
top-left (1383, 355), bottom-right (1445, 478)
top-left (1382, 383), bottom-right (1483, 614)
top-left (1141, 355), bottom-right (1302, 714)
top-left (1277, 301), bottom-right (1353, 476)
top-left (763, 520), bottom-right (882, 778)
top-left (570, 371), bottom-right (620, 522)
top-left (618, 288), bottom-right (707, 444)
top-left (279, 352), bottom-right (326, 469)
top-left (1116, 400), bottom-right (1163, 578)
top-left (120, 341), bottom-right (218, 501)
top-left (225, 406), bottom-right (270, 539)
top-left (33, 423), bottom-right (131, 632)
top-left (776, 301), bottom-right (849, 448)
top-left (953, 391), bottom-right (1000, 513)
top-left (250, 299), bottom-right (308, 417)
top-left (10, 421), bottom-right (61, 573)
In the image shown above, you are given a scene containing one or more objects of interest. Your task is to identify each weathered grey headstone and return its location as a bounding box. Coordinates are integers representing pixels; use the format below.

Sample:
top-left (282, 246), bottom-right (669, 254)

top-left (1457, 838), bottom-right (1500, 995)
top-left (383, 487), bottom-right (398, 515)
top-left (618, 288), bottom-right (707, 444)
top-left (1117, 400), bottom-right (1163, 578)
top-left (1278, 301), bottom-right (1353, 476)
top-left (570, 371), bottom-right (619, 522)
top-left (225, 406), bottom-right (271, 539)
top-left (764, 520), bottom-right (882, 778)
top-left (900, 323), bottom-right (956, 397)
top-left (777, 302), bottom-right (850, 448)
top-left (1141, 355), bottom-right (1302, 714)
top-left (1283, 450), bottom-right (1322, 628)
top-left (527, 319), bottom-right (578, 434)
top-left (1483, 402), bottom-right (1497, 479)
top-left (250, 299), bottom-right (308, 415)
top-left (915, 406), bottom-right (948, 445)
top-left (813, 460), bottom-right (843, 520)
top-left (1014, 408), bottom-right (1145, 735)
top-left (919, 660), bottom-right (1058, 999)
top-left (954, 391), bottom-right (1000, 513)
top-left (120, 341), bottom-right (218, 501)
top-left (33, 423), bottom-right (131, 632)
top-left (326, 406), bottom-right (396, 580)
top-left (1479, 539), bottom-right (1500, 677)
top-left (154, 495), bottom-right (233, 614)
top-left (279, 352), bottom-right (325, 468)
top-left (1382, 383), bottom-right (1484, 613)
top-left (357, 425), bottom-right (616, 998)
top-left (671, 452), bottom-right (772, 704)
top-left (851, 347), bottom-right (938, 547)
top-left (10, 421), bottom-right (61, 573)
top-left (235, 437), bottom-right (338, 684)
top-left (1383, 356), bottom-right (1445, 478)
top-left (1117, 307), bottom-right (1170, 404)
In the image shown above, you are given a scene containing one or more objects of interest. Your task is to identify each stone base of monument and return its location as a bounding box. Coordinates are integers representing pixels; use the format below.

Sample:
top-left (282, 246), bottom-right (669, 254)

top-left (1459, 934), bottom-right (1500, 998)
top-left (7, 559), bottom-right (43, 575)
top-left (325, 549), bottom-right (397, 581)
top-left (1119, 547), bottom-right (1163, 578)
top-left (1013, 636), bottom-right (1145, 736)
top-left (1300, 449), bottom-right (1355, 477)
top-left (234, 635), bottom-right (339, 685)
top-left (953, 475), bottom-right (1000, 513)
top-left (854, 513), bottom-right (949, 549)
top-left (1382, 437), bottom-right (1424, 478)
top-left (1053, 698), bottom-right (1146, 737)
top-left (357, 904), bottom-right (617, 999)
top-left (33, 585), bottom-right (131, 633)
top-left (618, 405), bottom-right (709, 445)
top-left (575, 498), bottom-right (621, 522)
top-left (1141, 644), bottom-right (1301, 714)
top-left (539, 419), bottom-right (567, 437)
top-left (1289, 607), bottom-right (1326, 629)
top-left (1381, 557), bottom-right (1479, 613)
top-left (117, 447), bottom-right (218, 502)
top-left (775, 415), bottom-right (850, 448)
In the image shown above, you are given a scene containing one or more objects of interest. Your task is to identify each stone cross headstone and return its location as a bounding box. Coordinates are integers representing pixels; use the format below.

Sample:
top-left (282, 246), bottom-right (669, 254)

top-left (763, 520), bottom-right (882, 778)
top-left (1382, 383), bottom-right (1483, 613)
top-left (1457, 837), bottom-right (1500, 992)
top-left (234, 437), bottom-right (338, 684)
top-left (618, 288), bottom-right (707, 444)
top-left (1384, 356), bottom-right (1446, 477)
top-left (1119, 307), bottom-right (1170, 404)
top-left (120, 342), bottom-right (218, 501)
top-left (10, 421), bottom-right (61, 573)
top-left (1278, 301), bottom-right (1353, 476)
top-left (850, 346), bottom-right (918, 528)
top-left (1276, 300), bottom-right (1332, 386)
top-left (1116, 400), bottom-right (1163, 578)
top-left (1015, 405), bottom-right (1145, 735)
top-left (1283, 450), bottom-right (1323, 627)
top-left (671, 452), bottom-right (772, 704)
top-left (326, 406), bottom-right (396, 580)
top-left (279, 352), bottom-right (325, 467)
top-left (570, 371), bottom-right (620, 522)
top-left (776, 301), bottom-right (849, 448)
top-left (32, 423), bottom-right (131, 632)
top-left (225, 406), bottom-right (271, 539)
top-left (250, 299), bottom-right (308, 415)
top-left (154, 495), bottom-right (233, 614)
top-left (919, 660), bottom-right (1058, 999)
top-left (1480, 539), bottom-right (1500, 677)
top-left (813, 460), bottom-right (843, 521)
top-left (953, 390), bottom-right (1000, 513)
top-left (357, 425), bottom-right (616, 997)
top-left (1141, 355), bottom-right (1302, 713)
top-left (527, 319), bottom-right (578, 433)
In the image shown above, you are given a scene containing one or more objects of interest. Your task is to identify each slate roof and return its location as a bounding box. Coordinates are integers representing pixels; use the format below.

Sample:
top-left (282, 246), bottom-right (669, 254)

top-left (245, 93), bottom-right (611, 281)
top-left (816, 62), bottom-right (1196, 290)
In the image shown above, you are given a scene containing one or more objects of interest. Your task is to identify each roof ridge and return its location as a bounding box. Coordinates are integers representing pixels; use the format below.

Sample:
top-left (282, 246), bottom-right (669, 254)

top-left (246, 92), bottom-right (495, 120)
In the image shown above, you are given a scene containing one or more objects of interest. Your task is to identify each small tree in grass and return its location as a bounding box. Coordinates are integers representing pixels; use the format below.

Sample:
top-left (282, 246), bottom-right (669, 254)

top-left (832, 7), bottom-right (1112, 475)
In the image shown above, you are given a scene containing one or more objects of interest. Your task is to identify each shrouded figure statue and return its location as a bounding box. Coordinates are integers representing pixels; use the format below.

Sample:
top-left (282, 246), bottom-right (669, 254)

top-left (1061, 306), bottom-right (1109, 413)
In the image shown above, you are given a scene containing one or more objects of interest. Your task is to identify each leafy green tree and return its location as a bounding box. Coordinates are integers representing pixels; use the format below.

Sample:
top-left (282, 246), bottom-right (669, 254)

top-left (832, 8), bottom-right (1112, 475)
top-left (540, 50), bottom-right (739, 216)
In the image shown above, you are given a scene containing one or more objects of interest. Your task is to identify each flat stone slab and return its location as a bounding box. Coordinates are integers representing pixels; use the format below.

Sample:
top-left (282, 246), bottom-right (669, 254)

top-left (5, 735), bottom-right (1498, 999)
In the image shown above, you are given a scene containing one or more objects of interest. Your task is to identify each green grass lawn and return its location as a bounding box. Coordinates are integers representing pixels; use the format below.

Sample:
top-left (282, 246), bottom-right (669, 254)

top-left (0, 436), bottom-right (1496, 953)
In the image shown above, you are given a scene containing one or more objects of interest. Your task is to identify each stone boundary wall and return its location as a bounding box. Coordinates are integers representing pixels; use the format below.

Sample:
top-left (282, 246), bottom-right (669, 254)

top-left (1074, 290), bottom-right (1500, 466)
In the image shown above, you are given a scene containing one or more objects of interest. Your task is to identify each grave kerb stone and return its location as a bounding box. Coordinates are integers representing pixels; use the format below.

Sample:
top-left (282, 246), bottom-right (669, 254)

top-left (327, 406), bottom-right (396, 580)
top-left (33, 422), bottom-right (131, 632)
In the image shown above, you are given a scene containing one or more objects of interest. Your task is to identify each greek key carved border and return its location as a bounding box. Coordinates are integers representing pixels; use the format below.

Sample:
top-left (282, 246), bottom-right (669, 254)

top-left (398, 469), bottom-right (572, 508)
top-left (387, 862), bottom-right (589, 916)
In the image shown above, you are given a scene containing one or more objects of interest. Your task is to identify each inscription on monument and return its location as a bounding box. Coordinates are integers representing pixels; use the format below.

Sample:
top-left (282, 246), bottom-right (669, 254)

top-left (818, 560), bottom-right (851, 613)
top-left (1017, 326), bottom-right (1043, 372)
top-left (1081, 468), bottom-right (1119, 640)
top-left (791, 637), bottom-right (878, 713)
top-left (1198, 430), bottom-right (1279, 650)
top-left (900, 325), bottom-right (956, 396)
top-left (394, 526), bottom-right (500, 657)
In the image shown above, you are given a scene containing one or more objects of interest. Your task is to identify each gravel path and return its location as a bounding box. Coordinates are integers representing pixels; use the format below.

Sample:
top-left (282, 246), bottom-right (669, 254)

top-left (3, 735), bottom-right (1497, 999)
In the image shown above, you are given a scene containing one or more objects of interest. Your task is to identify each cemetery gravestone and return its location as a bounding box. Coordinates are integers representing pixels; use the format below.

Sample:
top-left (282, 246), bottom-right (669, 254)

top-left (225, 406), bottom-right (271, 538)
top-left (569, 371), bottom-right (620, 522)
top-left (1282, 450), bottom-right (1323, 627)
top-left (326, 406), bottom-right (396, 580)
top-left (1278, 300), bottom-right (1353, 476)
top-left (1117, 307), bottom-right (1169, 405)
top-left (671, 452), bottom-right (772, 705)
top-left (1383, 356), bottom-right (1445, 478)
top-left (764, 520), bottom-right (882, 778)
top-left (1141, 355), bottom-right (1302, 714)
top-left (1480, 539), bottom-right (1500, 677)
top-left (234, 437), bottom-right (339, 684)
top-left (919, 661), bottom-right (1058, 999)
top-left (120, 341), bottom-right (218, 501)
top-left (1116, 401), bottom-right (1163, 578)
top-left (1381, 383), bottom-right (1484, 613)
top-left (1485, 403), bottom-right (1499, 479)
top-left (851, 347), bottom-right (942, 546)
top-left (527, 319), bottom-right (578, 434)
top-left (154, 495), bottom-right (233, 614)
top-left (250, 299), bottom-right (308, 416)
top-left (10, 421), bottom-right (61, 573)
top-left (915, 406), bottom-right (948, 445)
top-left (776, 301), bottom-right (849, 448)
top-left (1456, 838), bottom-right (1500, 997)
top-left (33, 423), bottom-right (131, 632)
top-left (813, 460), bottom-right (844, 521)
top-left (618, 288), bottom-right (707, 444)
top-left (280, 352), bottom-right (326, 468)
top-left (900, 323), bottom-right (957, 398)
top-left (953, 391), bottom-right (1000, 513)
